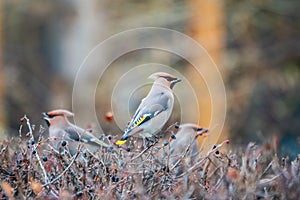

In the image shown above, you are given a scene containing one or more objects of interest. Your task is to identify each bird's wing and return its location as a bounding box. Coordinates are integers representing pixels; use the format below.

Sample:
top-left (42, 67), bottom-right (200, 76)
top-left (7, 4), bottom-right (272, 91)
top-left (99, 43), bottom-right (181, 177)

top-left (124, 91), bottom-right (172, 136)
top-left (63, 126), bottom-right (81, 141)
top-left (81, 131), bottom-right (109, 147)
top-left (64, 126), bottom-right (109, 147)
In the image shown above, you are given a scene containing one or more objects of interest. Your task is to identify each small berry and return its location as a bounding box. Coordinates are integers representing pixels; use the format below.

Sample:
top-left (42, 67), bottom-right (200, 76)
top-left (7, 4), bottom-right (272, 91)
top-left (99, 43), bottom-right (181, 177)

top-left (31, 140), bottom-right (35, 145)
top-left (108, 146), bottom-right (114, 153)
top-left (225, 139), bottom-right (230, 144)
top-left (26, 133), bottom-right (30, 138)
top-left (32, 149), bottom-right (37, 154)
top-left (163, 141), bottom-right (169, 146)
top-left (111, 176), bottom-right (116, 182)
top-left (108, 135), bottom-right (112, 140)
top-left (20, 117), bottom-right (25, 122)
top-left (43, 156), bottom-right (47, 162)
top-left (213, 145), bottom-right (217, 149)
top-left (76, 191), bottom-right (83, 197)
top-left (111, 176), bottom-right (119, 182)
top-left (215, 150), bottom-right (220, 155)
top-left (126, 147), bottom-right (131, 152)
top-left (174, 123), bottom-right (180, 129)
top-left (61, 140), bottom-right (67, 146)
top-left (105, 111), bottom-right (114, 122)
top-left (119, 161), bottom-right (125, 167)
top-left (149, 171), bottom-right (154, 178)
top-left (106, 161), bottom-right (112, 166)
top-left (171, 134), bottom-right (176, 139)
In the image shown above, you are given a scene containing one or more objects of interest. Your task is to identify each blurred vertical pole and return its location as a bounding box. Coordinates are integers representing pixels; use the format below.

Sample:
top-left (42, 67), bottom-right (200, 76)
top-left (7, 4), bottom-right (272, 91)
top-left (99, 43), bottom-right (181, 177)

top-left (60, 0), bottom-right (108, 131)
top-left (0, 0), bottom-right (6, 135)
top-left (187, 0), bottom-right (227, 150)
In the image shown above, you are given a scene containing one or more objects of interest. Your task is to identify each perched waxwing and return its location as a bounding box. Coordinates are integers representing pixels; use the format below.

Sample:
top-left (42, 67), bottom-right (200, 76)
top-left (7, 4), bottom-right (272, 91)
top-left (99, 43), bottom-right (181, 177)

top-left (169, 123), bottom-right (208, 167)
top-left (116, 72), bottom-right (181, 145)
top-left (42, 109), bottom-right (109, 155)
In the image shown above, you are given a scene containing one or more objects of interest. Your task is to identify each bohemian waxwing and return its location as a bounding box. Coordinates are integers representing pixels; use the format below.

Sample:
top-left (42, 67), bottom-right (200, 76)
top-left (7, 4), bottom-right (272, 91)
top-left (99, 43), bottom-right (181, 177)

top-left (169, 123), bottom-right (208, 167)
top-left (116, 72), bottom-right (181, 145)
top-left (42, 109), bottom-right (109, 155)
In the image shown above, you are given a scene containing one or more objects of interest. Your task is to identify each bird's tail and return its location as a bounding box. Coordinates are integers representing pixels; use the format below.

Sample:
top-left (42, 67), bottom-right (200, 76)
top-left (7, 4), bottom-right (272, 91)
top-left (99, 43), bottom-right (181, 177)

top-left (116, 139), bottom-right (127, 145)
top-left (116, 134), bottom-right (128, 145)
top-left (94, 139), bottom-right (110, 147)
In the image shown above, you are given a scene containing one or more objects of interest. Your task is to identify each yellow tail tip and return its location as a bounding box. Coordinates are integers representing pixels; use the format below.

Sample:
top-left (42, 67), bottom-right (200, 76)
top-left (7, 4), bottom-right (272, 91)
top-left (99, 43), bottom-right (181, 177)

top-left (116, 140), bottom-right (127, 145)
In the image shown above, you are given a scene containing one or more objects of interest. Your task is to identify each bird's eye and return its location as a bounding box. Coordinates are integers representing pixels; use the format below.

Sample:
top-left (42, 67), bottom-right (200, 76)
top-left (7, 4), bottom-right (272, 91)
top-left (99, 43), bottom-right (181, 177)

top-left (47, 114), bottom-right (56, 118)
top-left (197, 128), bottom-right (203, 131)
top-left (165, 77), bottom-right (172, 81)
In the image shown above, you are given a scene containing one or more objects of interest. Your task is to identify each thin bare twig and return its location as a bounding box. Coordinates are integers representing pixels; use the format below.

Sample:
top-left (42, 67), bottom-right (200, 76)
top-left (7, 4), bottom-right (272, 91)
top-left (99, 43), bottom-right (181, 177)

top-left (131, 140), bottom-right (158, 160)
top-left (170, 136), bottom-right (197, 170)
top-left (43, 144), bottom-right (83, 187)
top-left (24, 115), bottom-right (49, 184)
top-left (175, 140), bottom-right (228, 179)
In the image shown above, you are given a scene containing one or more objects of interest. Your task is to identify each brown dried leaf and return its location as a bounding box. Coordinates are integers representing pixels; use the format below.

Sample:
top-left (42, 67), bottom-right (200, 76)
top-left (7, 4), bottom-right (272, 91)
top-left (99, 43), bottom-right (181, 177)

top-left (1, 181), bottom-right (14, 198)
top-left (226, 167), bottom-right (239, 181)
top-left (59, 189), bottom-right (73, 200)
top-left (31, 180), bottom-right (43, 195)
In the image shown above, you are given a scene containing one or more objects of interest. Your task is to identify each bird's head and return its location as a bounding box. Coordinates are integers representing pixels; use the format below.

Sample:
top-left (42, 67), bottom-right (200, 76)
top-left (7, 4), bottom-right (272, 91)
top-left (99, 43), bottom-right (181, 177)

top-left (148, 72), bottom-right (181, 89)
top-left (179, 123), bottom-right (209, 137)
top-left (42, 109), bottom-right (74, 127)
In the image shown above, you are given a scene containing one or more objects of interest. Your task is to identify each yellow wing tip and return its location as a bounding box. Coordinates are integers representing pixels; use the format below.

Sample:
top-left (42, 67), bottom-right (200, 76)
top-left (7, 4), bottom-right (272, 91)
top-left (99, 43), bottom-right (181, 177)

top-left (116, 140), bottom-right (127, 145)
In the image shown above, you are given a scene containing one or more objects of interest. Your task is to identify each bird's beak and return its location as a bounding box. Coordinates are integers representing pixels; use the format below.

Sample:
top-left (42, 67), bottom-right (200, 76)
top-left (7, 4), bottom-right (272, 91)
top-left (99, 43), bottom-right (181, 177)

top-left (170, 78), bottom-right (181, 89)
top-left (172, 78), bottom-right (181, 84)
top-left (42, 112), bottom-right (49, 119)
top-left (196, 128), bottom-right (209, 136)
top-left (42, 112), bottom-right (51, 126)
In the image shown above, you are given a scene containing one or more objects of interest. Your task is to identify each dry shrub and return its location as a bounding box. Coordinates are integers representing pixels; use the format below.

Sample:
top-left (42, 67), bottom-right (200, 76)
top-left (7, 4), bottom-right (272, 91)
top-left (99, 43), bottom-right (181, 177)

top-left (0, 116), bottom-right (299, 199)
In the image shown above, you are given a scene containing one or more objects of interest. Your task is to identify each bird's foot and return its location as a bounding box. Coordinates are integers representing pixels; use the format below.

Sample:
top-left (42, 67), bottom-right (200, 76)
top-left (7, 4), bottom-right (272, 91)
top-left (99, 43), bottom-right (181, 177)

top-left (144, 136), bottom-right (159, 148)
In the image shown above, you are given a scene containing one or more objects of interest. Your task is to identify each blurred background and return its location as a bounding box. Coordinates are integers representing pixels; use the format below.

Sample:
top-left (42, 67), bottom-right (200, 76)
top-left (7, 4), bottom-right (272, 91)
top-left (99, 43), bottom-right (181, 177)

top-left (0, 0), bottom-right (299, 156)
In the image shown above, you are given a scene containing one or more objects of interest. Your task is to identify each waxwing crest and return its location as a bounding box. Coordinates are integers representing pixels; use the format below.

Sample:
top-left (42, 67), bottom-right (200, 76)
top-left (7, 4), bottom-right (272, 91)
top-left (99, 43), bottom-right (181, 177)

top-left (148, 72), bottom-right (177, 80)
top-left (47, 109), bottom-right (74, 117)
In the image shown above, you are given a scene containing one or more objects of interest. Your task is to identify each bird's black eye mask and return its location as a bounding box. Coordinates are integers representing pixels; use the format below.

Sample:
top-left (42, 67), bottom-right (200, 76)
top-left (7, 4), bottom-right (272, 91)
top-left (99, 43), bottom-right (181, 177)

top-left (161, 76), bottom-right (181, 89)
top-left (42, 112), bottom-right (64, 118)
top-left (47, 114), bottom-right (55, 118)
top-left (191, 127), bottom-right (206, 132)
top-left (197, 128), bottom-right (203, 132)
top-left (163, 76), bottom-right (176, 82)
top-left (42, 112), bottom-right (64, 127)
top-left (191, 127), bottom-right (203, 131)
